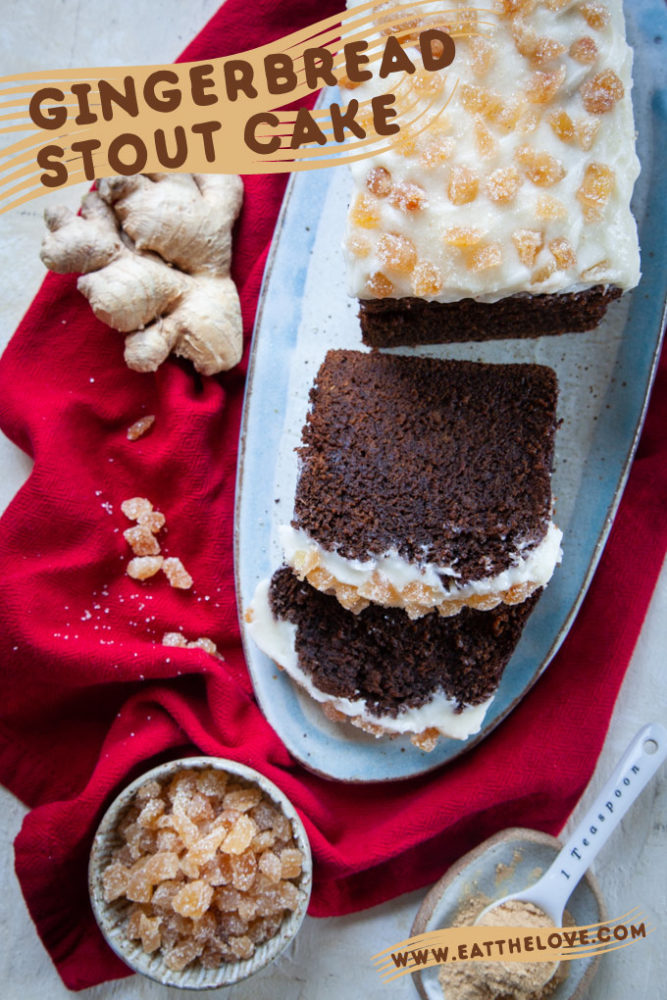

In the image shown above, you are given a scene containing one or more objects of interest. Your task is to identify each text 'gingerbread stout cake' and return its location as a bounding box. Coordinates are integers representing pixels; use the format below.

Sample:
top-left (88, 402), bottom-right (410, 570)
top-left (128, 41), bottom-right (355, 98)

top-left (343, 0), bottom-right (640, 346)
top-left (280, 350), bottom-right (562, 620)
top-left (246, 350), bottom-right (561, 747)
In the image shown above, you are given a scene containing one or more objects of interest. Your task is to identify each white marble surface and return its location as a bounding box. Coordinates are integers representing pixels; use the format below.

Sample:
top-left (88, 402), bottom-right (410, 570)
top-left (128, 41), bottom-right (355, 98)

top-left (0, 2), bottom-right (665, 998)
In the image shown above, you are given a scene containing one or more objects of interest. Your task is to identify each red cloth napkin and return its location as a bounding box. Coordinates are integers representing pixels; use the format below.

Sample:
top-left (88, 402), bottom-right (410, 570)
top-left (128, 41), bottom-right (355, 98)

top-left (0, 0), bottom-right (666, 991)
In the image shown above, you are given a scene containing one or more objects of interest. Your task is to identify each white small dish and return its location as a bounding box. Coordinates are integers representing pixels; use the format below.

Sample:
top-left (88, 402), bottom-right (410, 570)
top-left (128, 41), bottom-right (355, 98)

top-left (88, 756), bottom-right (312, 990)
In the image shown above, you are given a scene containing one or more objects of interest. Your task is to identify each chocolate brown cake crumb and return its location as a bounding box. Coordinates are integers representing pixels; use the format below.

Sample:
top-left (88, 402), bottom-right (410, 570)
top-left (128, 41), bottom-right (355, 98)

top-left (358, 285), bottom-right (621, 347)
top-left (269, 568), bottom-right (540, 716)
top-left (293, 351), bottom-right (558, 584)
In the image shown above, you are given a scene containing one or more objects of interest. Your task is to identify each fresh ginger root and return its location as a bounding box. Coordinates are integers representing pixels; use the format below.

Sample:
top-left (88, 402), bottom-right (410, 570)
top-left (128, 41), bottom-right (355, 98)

top-left (40, 173), bottom-right (244, 375)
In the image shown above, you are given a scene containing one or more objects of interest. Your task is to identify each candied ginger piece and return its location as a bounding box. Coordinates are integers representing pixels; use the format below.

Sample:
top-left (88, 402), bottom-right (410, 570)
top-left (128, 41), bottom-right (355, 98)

top-left (515, 145), bottom-right (565, 186)
top-left (126, 869), bottom-right (154, 903)
top-left (459, 82), bottom-right (487, 113)
top-left (411, 261), bottom-right (443, 297)
top-left (231, 850), bottom-right (258, 891)
top-left (580, 259), bottom-right (611, 280)
top-left (469, 36), bottom-right (495, 76)
top-left (580, 2), bottom-right (610, 29)
top-left (197, 768), bottom-right (228, 798)
top-left (124, 524), bottom-right (160, 557)
top-left (501, 0), bottom-right (536, 13)
top-left (278, 881), bottom-right (303, 911)
top-left (388, 181), bottom-right (426, 213)
top-left (377, 233), bottom-right (417, 274)
top-left (443, 227), bottom-right (483, 247)
top-left (168, 769), bottom-right (197, 802)
top-left (137, 798), bottom-right (165, 829)
top-left (139, 913), bottom-right (162, 954)
top-left (577, 161), bottom-right (615, 220)
top-left (251, 800), bottom-right (281, 831)
top-left (271, 811), bottom-right (293, 842)
top-left (217, 912), bottom-right (249, 938)
top-left (581, 69), bottom-right (624, 113)
top-left (164, 801), bottom-right (200, 848)
top-left (229, 935), bottom-right (254, 960)
top-left (366, 166), bottom-right (392, 197)
top-left (127, 555), bottom-right (163, 580)
top-left (549, 237), bottom-right (577, 269)
top-left (570, 36), bottom-right (598, 64)
top-left (525, 66), bottom-right (566, 105)
top-left (222, 814), bottom-right (258, 855)
top-left (536, 195), bottom-right (567, 220)
top-left (162, 631), bottom-right (188, 647)
top-left (224, 787), bottom-right (263, 813)
top-left (156, 829), bottom-right (183, 853)
top-left (533, 38), bottom-right (566, 65)
top-left (238, 896), bottom-right (258, 923)
top-left (486, 166), bottom-right (522, 204)
top-left (532, 259), bottom-right (556, 283)
top-left (280, 848), bottom-right (303, 880)
top-left (411, 729), bottom-right (439, 752)
top-left (135, 779), bottom-right (161, 802)
top-left (215, 886), bottom-right (243, 912)
top-left (162, 556), bottom-right (193, 589)
top-left (121, 497), bottom-right (153, 521)
top-left (549, 110), bottom-right (575, 143)
top-left (163, 939), bottom-right (203, 971)
top-left (138, 509), bottom-right (165, 533)
top-left (141, 851), bottom-right (181, 884)
top-left (188, 637), bottom-right (218, 655)
top-left (417, 128), bottom-right (455, 169)
top-left (468, 242), bottom-right (502, 272)
top-left (172, 880), bottom-right (214, 920)
top-left (181, 829), bottom-right (228, 878)
top-left (412, 68), bottom-right (444, 96)
top-left (251, 830), bottom-right (277, 853)
top-left (448, 166), bottom-right (479, 205)
top-left (151, 879), bottom-right (184, 914)
top-left (102, 861), bottom-right (129, 903)
top-left (575, 117), bottom-right (600, 150)
top-left (346, 234), bottom-right (371, 258)
top-left (365, 271), bottom-right (394, 297)
top-left (350, 192), bottom-right (380, 229)
top-left (512, 229), bottom-right (544, 267)
top-left (474, 120), bottom-right (496, 157)
top-left (126, 415), bottom-right (155, 441)
top-left (258, 851), bottom-right (282, 883)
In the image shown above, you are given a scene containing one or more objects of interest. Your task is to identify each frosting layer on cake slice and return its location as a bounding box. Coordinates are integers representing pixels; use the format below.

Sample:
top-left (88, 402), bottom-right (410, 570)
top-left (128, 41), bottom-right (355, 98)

top-left (344, 0), bottom-right (640, 341)
top-left (282, 350), bottom-right (561, 618)
top-left (246, 570), bottom-right (540, 747)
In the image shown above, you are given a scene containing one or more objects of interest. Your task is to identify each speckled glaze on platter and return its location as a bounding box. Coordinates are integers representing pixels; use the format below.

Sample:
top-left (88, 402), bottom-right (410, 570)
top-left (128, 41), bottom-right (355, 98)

top-left (235, 1), bottom-right (667, 782)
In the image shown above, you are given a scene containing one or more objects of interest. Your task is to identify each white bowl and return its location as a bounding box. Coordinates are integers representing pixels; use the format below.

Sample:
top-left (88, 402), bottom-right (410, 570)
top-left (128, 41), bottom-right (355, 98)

top-left (89, 756), bottom-right (312, 989)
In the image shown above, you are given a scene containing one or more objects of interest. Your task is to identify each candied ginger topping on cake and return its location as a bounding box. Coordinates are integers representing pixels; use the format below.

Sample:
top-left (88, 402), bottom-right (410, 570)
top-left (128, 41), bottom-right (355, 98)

top-left (245, 573), bottom-right (540, 745)
top-left (344, 0), bottom-right (640, 303)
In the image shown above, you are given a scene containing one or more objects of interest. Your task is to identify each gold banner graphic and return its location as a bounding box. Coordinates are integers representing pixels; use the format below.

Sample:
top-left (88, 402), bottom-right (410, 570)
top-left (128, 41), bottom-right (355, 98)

top-left (374, 908), bottom-right (652, 982)
top-left (0, 2), bottom-right (502, 215)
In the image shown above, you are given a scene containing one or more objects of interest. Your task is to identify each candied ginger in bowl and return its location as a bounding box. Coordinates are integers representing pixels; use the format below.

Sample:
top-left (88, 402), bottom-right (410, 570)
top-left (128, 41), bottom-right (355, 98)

top-left (89, 757), bottom-right (312, 988)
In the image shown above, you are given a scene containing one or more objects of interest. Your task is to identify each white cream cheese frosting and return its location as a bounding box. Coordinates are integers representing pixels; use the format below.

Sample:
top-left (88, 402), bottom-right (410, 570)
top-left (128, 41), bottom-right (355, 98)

top-left (279, 521), bottom-right (563, 618)
top-left (246, 577), bottom-right (493, 741)
top-left (344, 0), bottom-right (640, 302)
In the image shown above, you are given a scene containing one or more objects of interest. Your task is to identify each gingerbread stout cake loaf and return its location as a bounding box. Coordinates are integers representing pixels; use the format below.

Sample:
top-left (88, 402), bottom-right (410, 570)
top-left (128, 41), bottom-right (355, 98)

top-left (344, 0), bottom-right (640, 345)
top-left (246, 569), bottom-right (540, 746)
top-left (279, 350), bottom-right (561, 620)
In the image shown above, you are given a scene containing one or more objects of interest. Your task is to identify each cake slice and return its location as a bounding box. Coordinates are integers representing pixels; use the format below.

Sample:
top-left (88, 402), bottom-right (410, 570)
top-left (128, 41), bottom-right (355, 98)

top-left (280, 350), bottom-right (561, 619)
top-left (246, 568), bottom-right (540, 747)
top-left (344, 0), bottom-right (640, 345)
